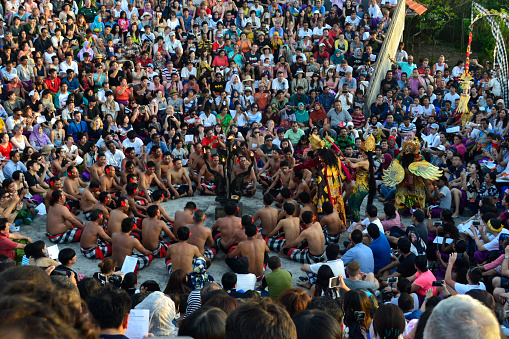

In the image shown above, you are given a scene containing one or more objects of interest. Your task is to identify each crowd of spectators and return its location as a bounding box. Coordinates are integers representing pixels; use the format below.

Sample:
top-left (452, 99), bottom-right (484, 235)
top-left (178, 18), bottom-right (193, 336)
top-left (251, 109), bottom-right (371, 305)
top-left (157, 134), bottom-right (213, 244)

top-left (0, 0), bottom-right (507, 337)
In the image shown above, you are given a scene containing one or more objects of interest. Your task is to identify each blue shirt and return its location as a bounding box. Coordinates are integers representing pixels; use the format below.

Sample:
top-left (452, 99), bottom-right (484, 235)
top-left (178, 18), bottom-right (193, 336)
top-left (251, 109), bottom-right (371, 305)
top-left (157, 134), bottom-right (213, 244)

top-left (145, 141), bottom-right (169, 154)
top-left (62, 77), bottom-right (80, 91)
top-left (67, 120), bottom-right (89, 142)
top-left (341, 243), bottom-right (374, 274)
top-left (318, 93), bottom-right (335, 112)
top-left (268, 26), bottom-right (283, 38)
top-left (369, 234), bottom-right (391, 274)
top-left (3, 160), bottom-right (27, 179)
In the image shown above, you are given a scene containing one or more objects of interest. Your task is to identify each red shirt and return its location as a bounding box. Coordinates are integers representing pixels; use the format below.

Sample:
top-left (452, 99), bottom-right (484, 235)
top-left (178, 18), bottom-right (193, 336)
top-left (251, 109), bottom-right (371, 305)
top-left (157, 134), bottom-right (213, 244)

top-left (202, 135), bottom-right (219, 148)
top-left (45, 77), bottom-right (61, 94)
top-left (0, 233), bottom-right (18, 260)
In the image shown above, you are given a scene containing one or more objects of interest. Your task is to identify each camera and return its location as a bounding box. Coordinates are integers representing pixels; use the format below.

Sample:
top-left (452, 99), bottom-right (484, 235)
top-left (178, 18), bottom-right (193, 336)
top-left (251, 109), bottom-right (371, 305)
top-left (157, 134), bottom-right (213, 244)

top-left (97, 273), bottom-right (123, 287)
top-left (432, 280), bottom-right (444, 287)
top-left (382, 291), bottom-right (395, 303)
top-left (387, 277), bottom-right (398, 284)
top-left (354, 311), bottom-right (365, 322)
top-left (433, 220), bottom-right (442, 226)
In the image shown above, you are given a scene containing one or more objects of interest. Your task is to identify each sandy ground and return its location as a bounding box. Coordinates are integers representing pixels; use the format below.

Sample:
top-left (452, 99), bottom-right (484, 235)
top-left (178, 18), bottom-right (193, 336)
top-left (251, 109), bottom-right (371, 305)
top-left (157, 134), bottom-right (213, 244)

top-left (21, 188), bottom-right (472, 290)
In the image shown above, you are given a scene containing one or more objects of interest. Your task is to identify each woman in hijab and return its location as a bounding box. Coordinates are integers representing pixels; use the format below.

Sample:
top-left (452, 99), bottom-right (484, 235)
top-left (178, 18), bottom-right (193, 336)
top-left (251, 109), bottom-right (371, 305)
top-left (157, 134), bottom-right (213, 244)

top-left (77, 41), bottom-right (95, 62)
top-left (187, 257), bottom-right (214, 290)
top-left (225, 74), bottom-right (244, 95)
top-left (29, 124), bottom-right (53, 150)
top-left (348, 48), bottom-right (364, 69)
top-left (330, 49), bottom-right (345, 66)
top-left (90, 15), bottom-right (105, 35)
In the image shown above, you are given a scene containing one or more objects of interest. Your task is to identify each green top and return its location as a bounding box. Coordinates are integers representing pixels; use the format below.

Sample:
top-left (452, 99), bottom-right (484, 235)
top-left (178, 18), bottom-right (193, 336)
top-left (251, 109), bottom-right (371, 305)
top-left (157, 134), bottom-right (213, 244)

top-left (264, 269), bottom-right (293, 301)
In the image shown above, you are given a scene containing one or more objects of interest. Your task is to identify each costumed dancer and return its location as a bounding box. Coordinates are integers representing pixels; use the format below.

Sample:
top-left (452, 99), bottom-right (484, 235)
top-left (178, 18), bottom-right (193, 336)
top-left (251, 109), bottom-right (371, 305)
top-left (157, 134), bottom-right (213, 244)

top-left (382, 135), bottom-right (443, 212)
top-left (293, 134), bottom-right (351, 227)
top-left (344, 134), bottom-right (376, 222)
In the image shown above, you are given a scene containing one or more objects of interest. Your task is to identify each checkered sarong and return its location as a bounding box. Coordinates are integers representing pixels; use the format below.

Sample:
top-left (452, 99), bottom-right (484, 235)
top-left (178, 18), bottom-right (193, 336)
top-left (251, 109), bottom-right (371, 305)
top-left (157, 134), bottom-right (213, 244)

top-left (46, 227), bottom-right (82, 243)
top-left (204, 247), bottom-right (217, 260)
top-left (324, 226), bottom-right (340, 245)
top-left (266, 236), bottom-right (286, 253)
top-left (152, 241), bottom-right (169, 258)
top-left (288, 247), bottom-right (326, 264)
top-left (134, 253), bottom-right (153, 272)
top-left (80, 239), bottom-right (112, 259)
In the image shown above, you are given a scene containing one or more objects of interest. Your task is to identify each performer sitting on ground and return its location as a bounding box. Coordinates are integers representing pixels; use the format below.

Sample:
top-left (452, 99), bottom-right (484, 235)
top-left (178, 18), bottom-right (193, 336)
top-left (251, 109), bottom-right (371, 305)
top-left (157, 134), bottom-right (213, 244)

top-left (167, 158), bottom-right (194, 198)
top-left (111, 217), bottom-right (153, 272)
top-left (232, 154), bottom-right (257, 197)
top-left (173, 201), bottom-right (197, 238)
top-left (81, 179), bottom-right (101, 218)
top-left (197, 154), bottom-right (224, 196)
top-left (226, 223), bottom-right (270, 279)
top-left (46, 190), bottom-right (84, 243)
top-left (142, 205), bottom-right (176, 258)
top-left (140, 161), bottom-right (171, 203)
top-left (186, 210), bottom-right (217, 262)
top-left (281, 211), bottom-right (326, 264)
top-left (80, 209), bottom-right (112, 259)
top-left (265, 203), bottom-right (300, 254)
top-left (166, 226), bottom-right (203, 275)
top-left (212, 202), bottom-right (242, 252)
top-left (253, 193), bottom-right (279, 237)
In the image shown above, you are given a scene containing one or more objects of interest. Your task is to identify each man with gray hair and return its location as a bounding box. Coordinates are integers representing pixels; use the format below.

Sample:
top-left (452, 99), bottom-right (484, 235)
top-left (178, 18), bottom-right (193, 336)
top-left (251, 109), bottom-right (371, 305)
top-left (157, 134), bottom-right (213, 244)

top-left (424, 295), bottom-right (500, 339)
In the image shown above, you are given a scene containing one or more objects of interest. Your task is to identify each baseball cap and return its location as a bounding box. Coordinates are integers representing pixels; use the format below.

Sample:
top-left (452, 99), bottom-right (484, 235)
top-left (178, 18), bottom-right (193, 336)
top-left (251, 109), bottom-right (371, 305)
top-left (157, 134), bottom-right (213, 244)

top-left (319, 43), bottom-right (325, 47)
top-left (169, 32), bottom-right (175, 36)
top-left (431, 123), bottom-right (439, 129)
top-left (437, 145), bottom-right (446, 151)
top-left (147, 63), bottom-right (154, 68)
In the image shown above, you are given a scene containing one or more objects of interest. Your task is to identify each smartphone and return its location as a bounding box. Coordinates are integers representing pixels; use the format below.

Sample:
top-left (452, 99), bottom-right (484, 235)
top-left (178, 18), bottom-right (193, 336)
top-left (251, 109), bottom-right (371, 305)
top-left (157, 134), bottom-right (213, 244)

top-left (387, 277), bottom-right (398, 284)
top-left (473, 221), bottom-right (481, 226)
top-left (329, 276), bottom-right (340, 288)
top-left (433, 220), bottom-right (442, 226)
top-left (432, 280), bottom-right (444, 287)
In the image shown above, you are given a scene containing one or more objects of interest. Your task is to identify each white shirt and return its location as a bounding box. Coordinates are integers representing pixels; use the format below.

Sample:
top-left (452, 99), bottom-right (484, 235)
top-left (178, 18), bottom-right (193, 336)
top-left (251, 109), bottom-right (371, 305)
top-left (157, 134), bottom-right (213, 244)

top-left (166, 39), bottom-right (182, 54)
top-left (59, 60), bottom-right (79, 75)
top-left (105, 149), bottom-right (125, 168)
top-left (199, 113), bottom-right (217, 128)
top-left (122, 137), bottom-right (145, 155)
top-left (359, 217), bottom-right (384, 234)
top-left (298, 27), bottom-right (313, 39)
top-left (309, 259), bottom-right (346, 278)
top-left (454, 282), bottom-right (486, 295)
top-left (369, 4), bottom-right (383, 19)
top-left (444, 92), bottom-right (460, 104)
top-left (345, 16), bottom-right (360, 28)
top-left (271, 78), bottom-right (289, 92)
top-left (484, 229), bottom-right (509, 251)
top-left (6, 116), bottom-right (24, 131)
top-left (181, 67), bottom-right (197, 80)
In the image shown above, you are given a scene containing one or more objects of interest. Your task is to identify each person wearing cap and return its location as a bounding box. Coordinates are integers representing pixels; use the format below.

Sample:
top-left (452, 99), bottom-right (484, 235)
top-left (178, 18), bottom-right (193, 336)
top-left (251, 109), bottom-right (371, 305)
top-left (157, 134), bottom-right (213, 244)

top-left (5, 75), bottom-right (23, 99)
top-left (314, 42), bottom-right (330, 63)
top-left (166, 31), bottom-right (183, 55)
top-left (212, 34), bottom-right (226, 54)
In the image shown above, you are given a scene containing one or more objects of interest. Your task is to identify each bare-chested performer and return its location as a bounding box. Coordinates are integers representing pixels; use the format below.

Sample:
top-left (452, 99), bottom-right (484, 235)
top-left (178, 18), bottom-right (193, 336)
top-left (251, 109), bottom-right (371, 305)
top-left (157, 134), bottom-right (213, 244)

top-left (221, 214), bottom-right (262, 249)
top-left (100, 165), bottom-right (123, 194)
top-left (298, 191), bottom-right (318, 222)
top-left (186, 210), bottom-right (216, 260)
top-left (120, 159), bottom-right (142, 186)
top-left (108, 197), bottom-right (135, 237)
top-left (62, 165), bottom-right (87, 210)
top-left (125, 183), bottom-right (147, 218)
top-left (212, 202), bottom-right (242, 252)
top-left (165, 226), bottom-right (203, 275)
top-left (281, 211), bottom-right (325, 264)
top-left (111, 218), bottom-right (153, 272)
top-left (156, 151), bottom-right (173, 184)
top-left (233, 155), bottom-right (257, 197)
top-left (226, 223), bottom-right (270, 279)
top-left (81, 179), bottom-right (101, 218)
top-left (45, 176), bottom-right (79, 212)
top-left (282, 147), bottom-right (296, 168)
top-left (189, 145), bottom-right (211, 184)
top-left (120, 145), bottom-right (144, 176)
top-left (91, 192), bottom-right (112, 222)
top-left (290, 170), bottom-right (310, 199)
top-left (276, 188), bottom-right (300, 219)
top-left (320, 202), bottom-right (345, 244)
top-left (266, 160), bottom-right (293, 198)
top-left (253, 193), bottom-right (279, 237)
top-left (140, 161), bottom-right (171, 203)
top-left (147, 145), bottom-right (163, 166)
top-left (197, 154), bottom-right (223, 196)
top-left (147, 190), bottom-right (175, 226)
top-left (142, 205), bottom-right (176, 258)
top-left (167, 158), bottom-right (194, 198)
top-left (173, 201), bottom-right (196, 237)
top-left (265, 203), bottom-right (300, 253)
top-left (80, 209), bottom-right (112, 259)
top-left (46, 190), bottom-right (84, 243)
top-left (90, 152), bottom-right (107, 182)
top-left (188, 142), bottom-right (203, 171)
top-left (257, 149), bottom-right (282, 188)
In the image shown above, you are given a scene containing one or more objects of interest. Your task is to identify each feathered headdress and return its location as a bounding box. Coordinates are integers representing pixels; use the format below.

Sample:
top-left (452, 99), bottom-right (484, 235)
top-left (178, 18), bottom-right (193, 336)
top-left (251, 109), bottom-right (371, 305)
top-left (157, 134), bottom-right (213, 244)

top-left (361, 134), bottom-right (375, 152)
top-left (402, 137), bottom-right (421, 155)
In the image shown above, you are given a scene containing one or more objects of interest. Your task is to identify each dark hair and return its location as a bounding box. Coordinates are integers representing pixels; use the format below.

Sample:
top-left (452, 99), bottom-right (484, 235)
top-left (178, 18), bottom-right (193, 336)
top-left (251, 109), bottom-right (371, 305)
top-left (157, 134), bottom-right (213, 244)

top-left (468, 267), bottom-right (483, 285)
top-left (58, 248), bottom-right (76, 265)
top-left (314, 265), bottom-right (338, 299)
top-left (185, 201), bottom-right (197, 210)
top-left (225, 299), bottom-right (297, 339)
top-left (298, 191), bottom-right (310, 203)
top-left (268, 256), bottom-right (281, 270)
top-left (373, 304), bottom-right (406, 339)
top-left (343, 290), bottom-right (372, 329)
top-left (221, 271), bottom-right (237, 291)
top-left (306, 296), bottom-right (343, 323)
top-left (224, 202), bottom-right (237, 215)
top-left (179, 306), bottom-right (227, 339)
top-left (398, 292), bottom-right (414, 312)
top-left (384, 203), bottom-right (396, 218)
top-left (277, 287), bottom-right (312, 318)
top-left (121, 218), bottom-right (134, 233)
top-left (245, 223), bottom-right (257, 237)
top-left (351, 229), bottom-right (363, 244)
top-left (293, 309), bottom-right (342, 339)
top-left (326, 243), bottom-right (340, 260)
top-left (302, 211), bottom-right (315, 224)
top-left (263, 193), bottom-right (274, 205)
top-left (322, 202), bottom-right (334, 214)
top-left (178, 226), bottom-right (190, 241)
top-left (87, 285), bottom-right (131, 330)
top-left (414, 255), bottom-right (428, 272)
top-left (367, 223), bottom-right (380, 238)
top-left (77, 277), bottom-right (101, 300)
top-left (147, 205), bottom-right (159, 217)
top-left (203, 295), bottom-right (239, 315)
top-left (23, 240), bottom-right (47, 259)
top-left (163, 269), bottom-right (191, 296)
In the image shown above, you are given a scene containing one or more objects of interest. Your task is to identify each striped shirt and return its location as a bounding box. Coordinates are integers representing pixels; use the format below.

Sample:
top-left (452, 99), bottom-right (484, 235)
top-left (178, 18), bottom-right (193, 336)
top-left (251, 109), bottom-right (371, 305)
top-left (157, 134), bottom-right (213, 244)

top-left (399, 122), bottom-right (416, 134)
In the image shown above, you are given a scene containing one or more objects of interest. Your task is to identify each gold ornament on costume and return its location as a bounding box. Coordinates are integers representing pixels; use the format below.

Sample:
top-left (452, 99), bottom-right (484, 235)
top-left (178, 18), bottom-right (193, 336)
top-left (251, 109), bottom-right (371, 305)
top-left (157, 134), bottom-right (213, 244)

top-left (309, 134), bottom-right (326, 150)
top-left (361, 134), bottom-right (375, 152)
top-left (382, 160), bottom-right (405, 187)
top-left (402, 137), bottom-right (421, 155)
top-left (457, 72), bottom-right (473, 114)
top-left (408, 161), bottom-right (443, 180)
